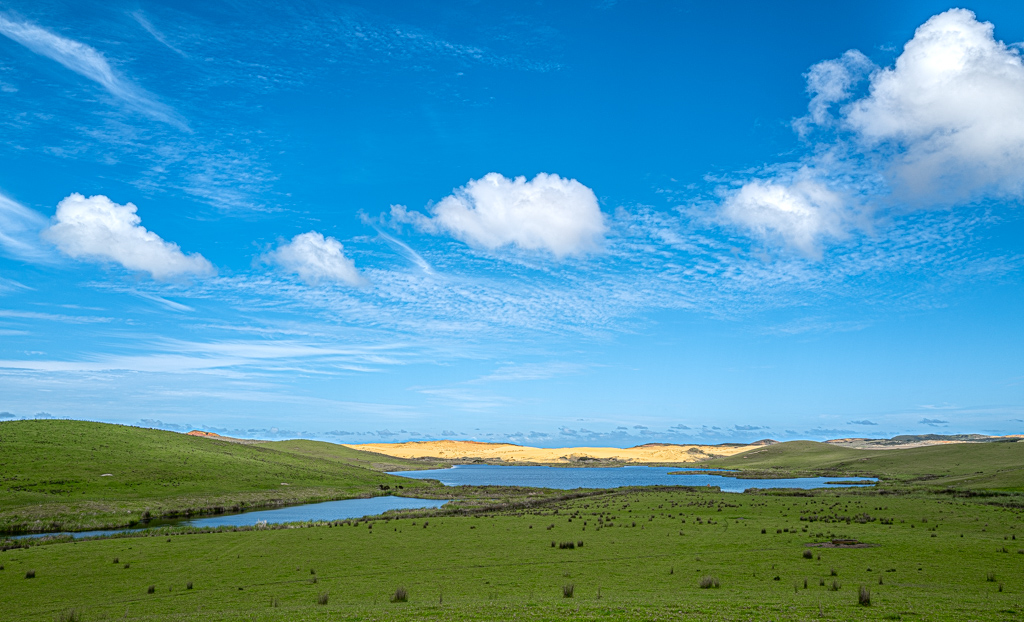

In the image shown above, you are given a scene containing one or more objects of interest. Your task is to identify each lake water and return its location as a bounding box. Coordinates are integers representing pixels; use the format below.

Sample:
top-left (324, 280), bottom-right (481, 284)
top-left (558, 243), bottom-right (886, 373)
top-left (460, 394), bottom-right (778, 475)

top-left (389, 464), bottom-right (877, 493)
top-left (12, 466), bottom-right (874, 540)
top-left (11, 496), bottom-right (448, 540)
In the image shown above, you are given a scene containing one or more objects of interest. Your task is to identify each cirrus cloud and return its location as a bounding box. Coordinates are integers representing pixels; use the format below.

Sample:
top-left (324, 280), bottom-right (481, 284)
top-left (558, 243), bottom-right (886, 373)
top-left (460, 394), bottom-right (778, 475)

top-left (391, 172), bottom-right (606, 258)
top-left (42, 193), bottom-right (214, 279)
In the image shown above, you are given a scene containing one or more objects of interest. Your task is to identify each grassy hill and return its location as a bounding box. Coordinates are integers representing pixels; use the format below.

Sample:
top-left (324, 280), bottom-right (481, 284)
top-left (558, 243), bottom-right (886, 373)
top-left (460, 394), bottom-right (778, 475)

top-left (704, 440), bottom-right (1024, 491)
top-left (0, 420), bottom-right (441, 533)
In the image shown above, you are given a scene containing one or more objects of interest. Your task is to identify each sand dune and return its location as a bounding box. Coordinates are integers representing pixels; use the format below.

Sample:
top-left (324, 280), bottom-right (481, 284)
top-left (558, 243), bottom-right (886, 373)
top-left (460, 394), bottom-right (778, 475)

top-left (343, 440), bottom-right (766, 464)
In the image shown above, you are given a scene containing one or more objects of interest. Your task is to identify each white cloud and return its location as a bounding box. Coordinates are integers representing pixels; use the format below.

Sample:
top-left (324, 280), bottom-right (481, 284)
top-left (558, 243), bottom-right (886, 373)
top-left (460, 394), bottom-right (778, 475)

top-left (843, 9), bottom-right (1024, 203)
top-left (0, 14), bottom-right (186, 129)
top-left (724, 9), bottom-right (1024, 254)
top-left (265, 231), bottom-right (366, 286)
top-left (393, 172), bottom-right (606, 258)
top-left (722, 173), bottom-right (855, 256)
top-left (0, 191), bottom-right (50, 262)
top-left (42, 193), bottom-right (214, 279)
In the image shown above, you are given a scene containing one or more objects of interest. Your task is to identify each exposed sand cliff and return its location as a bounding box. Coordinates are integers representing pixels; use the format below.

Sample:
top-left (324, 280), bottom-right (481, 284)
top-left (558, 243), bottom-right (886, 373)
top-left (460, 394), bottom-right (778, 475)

top-left (343, 440), bottom-right (770, 464)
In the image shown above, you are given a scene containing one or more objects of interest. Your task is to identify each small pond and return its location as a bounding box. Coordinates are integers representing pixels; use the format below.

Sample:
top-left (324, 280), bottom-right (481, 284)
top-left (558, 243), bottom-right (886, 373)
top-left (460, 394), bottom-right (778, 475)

top-left (11, 496), bottom-right (447, 540)
top-left (389, 464), bottom-right (877, 493)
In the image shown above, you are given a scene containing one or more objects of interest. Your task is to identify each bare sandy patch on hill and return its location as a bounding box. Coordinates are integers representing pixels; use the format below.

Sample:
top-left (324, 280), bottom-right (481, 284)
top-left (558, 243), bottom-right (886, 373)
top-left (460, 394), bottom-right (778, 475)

top-left (342, 440), bottom-right (765, 464)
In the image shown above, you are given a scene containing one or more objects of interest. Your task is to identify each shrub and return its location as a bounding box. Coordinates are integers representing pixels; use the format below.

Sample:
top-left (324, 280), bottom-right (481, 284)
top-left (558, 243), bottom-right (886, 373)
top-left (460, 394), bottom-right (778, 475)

top-left (698, 576), bottom-right (719, 589)
top-left (186, 581), bottom-right (193, 590)
top-left (819, 578), bottom-right (825, 586)
top-left (112, 558), bottom-right (119, 564)
top-left (830, 567), bottom-right (838, 576)
top-left (124, 564), bottom-right (130, 569)
top-left (858, 585), bottom-right (871, 605)
top-left (392, 587), bottom-right (408, 602)
top-left (316, 591), bottom-right (329, 605)
top-left (562, 583), bottom-right (575, 598)
top-left (558, 541), bottom-right (575, 549)
top-left (55, 609), bottom-right (80, 622)
top-left (147, 585), bottom-right (156, 594)
top-left (25, 569), bottom-right (35, 579)
top-left (803, 549), bottom-right (813, 559)
top-left (577, 540), bottom-right (584, 547)
top-left (803, 578), bottom-right (808, 589)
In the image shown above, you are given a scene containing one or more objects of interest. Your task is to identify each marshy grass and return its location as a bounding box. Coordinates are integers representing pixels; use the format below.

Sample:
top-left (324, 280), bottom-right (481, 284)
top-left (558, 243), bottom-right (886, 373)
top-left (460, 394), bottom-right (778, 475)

top-left (562, 583), bottom-right (574, 598)
top-left (698, 576), bottom-right (719, 589)
top-left (316, 591), bottom-right (329, 605)
top-left (392, 587), bottom-right (408, 602)
top-left (859, 585), bottom-right (871, 605)
top-left (55, 608), bottom-right (80, 622)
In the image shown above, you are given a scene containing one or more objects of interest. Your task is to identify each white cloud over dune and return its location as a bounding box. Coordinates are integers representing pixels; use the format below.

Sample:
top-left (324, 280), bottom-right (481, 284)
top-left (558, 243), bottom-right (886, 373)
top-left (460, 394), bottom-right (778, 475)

top-left (392, 172), bottom-right (606, 258)
top-left (725, 9), bottom-right (1024, 255)
top-left (265, 231), bottom-right (365, 286)
top-left (42, 193), bottom-right (213, 279)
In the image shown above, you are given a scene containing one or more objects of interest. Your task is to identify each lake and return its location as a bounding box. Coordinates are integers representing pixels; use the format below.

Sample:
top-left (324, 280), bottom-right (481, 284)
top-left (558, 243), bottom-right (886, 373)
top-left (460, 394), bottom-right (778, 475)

top-left (389, 464), bottom-right (877, 493)
top-left (11, 496), bottom-right (448, 540)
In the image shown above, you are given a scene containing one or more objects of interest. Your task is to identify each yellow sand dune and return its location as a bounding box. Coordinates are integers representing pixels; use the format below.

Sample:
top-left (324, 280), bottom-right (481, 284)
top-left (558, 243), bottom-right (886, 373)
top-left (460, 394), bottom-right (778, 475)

top-left (343, 440), bottom-right (765, 464)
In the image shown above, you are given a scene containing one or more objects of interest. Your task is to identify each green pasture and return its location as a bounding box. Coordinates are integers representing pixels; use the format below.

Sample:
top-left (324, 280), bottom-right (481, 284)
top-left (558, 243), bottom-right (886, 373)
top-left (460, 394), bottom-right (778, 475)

top-left (706, 440), bottom-right (1024, 491)
top-left (3, 487), bottom-right (1024, 621)
top-left (0, 420), bottom-right (441, 533)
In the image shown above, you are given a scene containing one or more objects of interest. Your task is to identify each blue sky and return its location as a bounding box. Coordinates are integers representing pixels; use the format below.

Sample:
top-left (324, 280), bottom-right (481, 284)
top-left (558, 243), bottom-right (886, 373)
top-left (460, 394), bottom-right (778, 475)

top-left (0, 1), bottom-right (1021, 446)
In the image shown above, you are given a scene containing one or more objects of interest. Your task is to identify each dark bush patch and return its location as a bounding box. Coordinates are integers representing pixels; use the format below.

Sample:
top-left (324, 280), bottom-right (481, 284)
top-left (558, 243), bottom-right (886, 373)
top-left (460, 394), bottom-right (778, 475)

top-left (699, 576), bottom-right (719, 589)
top-left (859, 585), bottom-right (871, 605)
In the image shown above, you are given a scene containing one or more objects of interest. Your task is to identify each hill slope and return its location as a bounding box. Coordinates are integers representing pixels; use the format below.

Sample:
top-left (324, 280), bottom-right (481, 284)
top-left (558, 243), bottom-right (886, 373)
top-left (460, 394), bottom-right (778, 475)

top-left (0, 420), bottom-right (436, 533)
top-left (706, 439), bottom-right (1024, 490)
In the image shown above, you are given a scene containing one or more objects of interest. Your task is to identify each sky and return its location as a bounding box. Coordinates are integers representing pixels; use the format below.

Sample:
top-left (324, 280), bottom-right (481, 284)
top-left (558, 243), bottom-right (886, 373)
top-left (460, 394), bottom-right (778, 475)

top-left (0, 0), bottom-right (1021, 446)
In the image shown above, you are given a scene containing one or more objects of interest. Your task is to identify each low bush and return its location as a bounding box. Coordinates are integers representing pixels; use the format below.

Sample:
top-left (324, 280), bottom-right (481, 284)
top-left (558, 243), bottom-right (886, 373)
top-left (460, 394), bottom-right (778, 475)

top-left (698, 576), bottom-right (719, 589)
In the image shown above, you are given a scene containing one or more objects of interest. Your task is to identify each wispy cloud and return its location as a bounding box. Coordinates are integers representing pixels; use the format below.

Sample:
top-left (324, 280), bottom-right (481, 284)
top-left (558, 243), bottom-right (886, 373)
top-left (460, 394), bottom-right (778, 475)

top-left (0, 13), bottom-right (187, 129)
top-left (0, 191), bottom-right (50, 262)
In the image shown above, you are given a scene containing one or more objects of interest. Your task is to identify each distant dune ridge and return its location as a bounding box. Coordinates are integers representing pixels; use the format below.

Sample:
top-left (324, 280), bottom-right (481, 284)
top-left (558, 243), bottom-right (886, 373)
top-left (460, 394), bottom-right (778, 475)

top-left (342, 440), bottom-right (777, 464)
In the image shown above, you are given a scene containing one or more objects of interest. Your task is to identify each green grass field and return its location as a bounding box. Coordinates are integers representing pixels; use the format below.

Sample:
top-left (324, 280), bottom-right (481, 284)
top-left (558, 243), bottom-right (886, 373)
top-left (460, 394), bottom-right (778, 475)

top-left (4, 486), bottom-right (1023, 621)
top-left (705, 440), bottom-right (1024, 491)
top-left (6, 421), bottom-right (1024, 620)
top-left (0, 420), bottom-right (442, 533)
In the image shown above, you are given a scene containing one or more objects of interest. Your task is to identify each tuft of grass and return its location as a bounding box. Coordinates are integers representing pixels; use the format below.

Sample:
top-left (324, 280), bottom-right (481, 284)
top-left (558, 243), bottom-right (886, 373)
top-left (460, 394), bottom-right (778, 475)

top-left (147, 585), bottom-right (156, 594)
top-left (391, 587), bottom-right (408, 603)
top-left (830, 567), bottom-right (838, 576)
top-left (830, 580), bottom-right (841, 591)
top-left (270, 596), bottom-right (279, 607)
top-left (25, 569), bottom-right (35, 579)
top-left (562, 583), bottom-right (574, 598)
top-left (859, 585), bottom-right (871, 606)
top-left (698, 576), bottom-right (720, 589)
top-left (558, 541), bottom-right (575, 549)
top-left (55, 609), bottom-right (80, 622)
top-left (803, 549), bottom-right (814, 559)
top-left (186, 581), bottom-right (192, 590)
top-left (316, 591), bottom-right (329, 605)
top-left (123, 564), bottom-right (130, 569)
top-left (112, 558), bottom-right (118, 564)
top-left (986, 572), bottom-right (996, 582)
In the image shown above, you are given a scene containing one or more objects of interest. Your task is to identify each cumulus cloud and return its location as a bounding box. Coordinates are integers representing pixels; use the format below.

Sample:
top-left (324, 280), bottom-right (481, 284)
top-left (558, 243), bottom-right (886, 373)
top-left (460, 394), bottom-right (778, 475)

top-left (725, 9), bottom-right (1024, 254)
top-left (42, 193), bottom-right (214, 279)
top-left (264, 231), bottom-right (366, 286)
top-left (0, 13), bottom-right (186, 129)
top-left (722, 174), bottom-right (855, 256)
top-left (392, 172), bottom-right (606, 258)
top-left (0, 191), bottom-right (50, 262)
top-left (843, 9), bottom-right (1024, 203)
